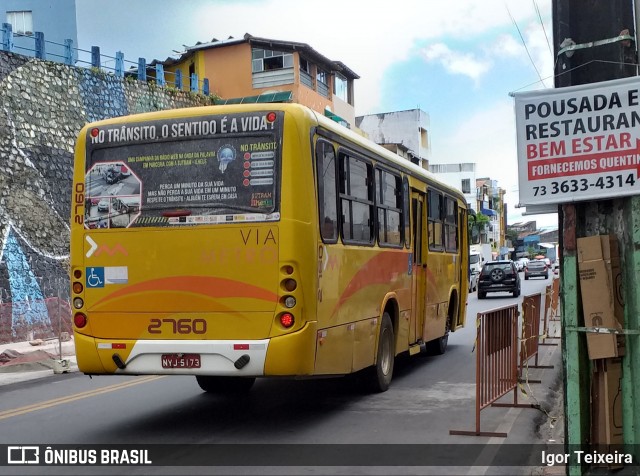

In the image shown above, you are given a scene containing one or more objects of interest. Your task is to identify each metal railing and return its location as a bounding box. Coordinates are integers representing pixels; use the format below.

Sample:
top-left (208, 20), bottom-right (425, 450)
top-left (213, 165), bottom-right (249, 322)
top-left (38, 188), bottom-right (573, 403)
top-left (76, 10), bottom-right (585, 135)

top-left (519, 293), bottom-right (555, 384)
top-left (450, 304), bottom-right (539, 437)
top-left (0, 23), bottom-right (211, 96)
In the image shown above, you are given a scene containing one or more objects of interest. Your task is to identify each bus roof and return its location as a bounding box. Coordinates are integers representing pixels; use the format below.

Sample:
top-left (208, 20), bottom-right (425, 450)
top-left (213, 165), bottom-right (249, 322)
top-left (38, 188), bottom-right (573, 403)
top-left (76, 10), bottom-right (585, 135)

top-left (307, 108), bottom-right (466, 202)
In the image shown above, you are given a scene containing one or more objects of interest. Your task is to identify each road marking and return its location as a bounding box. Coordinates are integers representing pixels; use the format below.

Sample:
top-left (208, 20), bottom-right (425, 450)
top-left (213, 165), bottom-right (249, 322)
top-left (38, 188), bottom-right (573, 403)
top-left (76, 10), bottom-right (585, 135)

top-left (86, 236), bottom-right (98, 257)
top-left (0, 376), bottom-right (163, 420)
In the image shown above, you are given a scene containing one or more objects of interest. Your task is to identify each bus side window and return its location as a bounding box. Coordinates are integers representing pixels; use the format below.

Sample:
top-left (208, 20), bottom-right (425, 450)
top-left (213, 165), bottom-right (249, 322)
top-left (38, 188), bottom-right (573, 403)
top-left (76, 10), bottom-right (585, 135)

top-left (339, 152), bottom-right (374, 244)
top-left (315, 140), bottom-right (338, 242)
top-left (428, 189), bottom-right (444, 251)
top-left (403, 177), bottom-right (410, 249)
top-left (376, 169), bottom-right (402, 247)
top-left (444, 197), bottom-right (458, 252)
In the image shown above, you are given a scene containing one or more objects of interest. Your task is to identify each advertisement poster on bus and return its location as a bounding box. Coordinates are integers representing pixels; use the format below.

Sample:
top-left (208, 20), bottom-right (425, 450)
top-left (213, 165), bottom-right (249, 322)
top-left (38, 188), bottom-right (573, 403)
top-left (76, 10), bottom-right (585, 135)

top-left (84, 112), bottom-right (281, 228)
top-left (514, 76), bottom-right (640, 206)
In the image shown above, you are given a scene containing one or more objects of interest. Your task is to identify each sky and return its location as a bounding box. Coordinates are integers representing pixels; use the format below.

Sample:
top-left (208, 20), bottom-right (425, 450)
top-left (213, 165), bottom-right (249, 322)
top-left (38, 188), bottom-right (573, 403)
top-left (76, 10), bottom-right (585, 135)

top-left (76, 0), bottom-right (558, 229)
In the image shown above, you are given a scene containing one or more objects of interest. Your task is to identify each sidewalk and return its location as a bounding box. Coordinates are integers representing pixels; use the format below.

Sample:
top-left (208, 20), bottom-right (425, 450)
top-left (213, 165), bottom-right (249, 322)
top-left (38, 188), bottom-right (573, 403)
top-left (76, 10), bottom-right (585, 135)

top-left (0, 337), bottom-right (78, 386)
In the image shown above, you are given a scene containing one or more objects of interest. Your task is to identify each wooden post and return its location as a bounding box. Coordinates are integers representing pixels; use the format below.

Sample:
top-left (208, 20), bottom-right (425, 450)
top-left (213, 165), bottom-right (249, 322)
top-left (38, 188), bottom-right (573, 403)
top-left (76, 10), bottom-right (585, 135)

top-left (190, 73), bottom-right (198, 92)
top-left (138, 58), bottom-right (146, 81)
top-left (91, 46), bottom-right (100, 68)
top-left (155, 64), bottom-right (165, 86)
top-left (115, 51), bottom-right (124, 78)
top-left (2, 23), bottom-right (14, 52)
top-left (64, 39), bottom-right (73, 65)
top-left (35, 32), bottom-right (45, 59)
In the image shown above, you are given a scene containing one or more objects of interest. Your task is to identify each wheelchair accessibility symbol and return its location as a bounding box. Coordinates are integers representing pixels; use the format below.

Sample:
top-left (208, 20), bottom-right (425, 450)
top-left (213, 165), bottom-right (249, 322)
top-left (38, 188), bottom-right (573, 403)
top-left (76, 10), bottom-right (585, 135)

top-left (86, 267), bottom-right (105, 288)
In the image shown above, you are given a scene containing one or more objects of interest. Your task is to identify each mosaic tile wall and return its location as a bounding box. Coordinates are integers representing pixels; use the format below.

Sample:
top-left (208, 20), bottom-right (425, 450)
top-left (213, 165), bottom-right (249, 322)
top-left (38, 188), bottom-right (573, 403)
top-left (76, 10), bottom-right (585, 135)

top-left (0, 51), bottom-right (214, 342)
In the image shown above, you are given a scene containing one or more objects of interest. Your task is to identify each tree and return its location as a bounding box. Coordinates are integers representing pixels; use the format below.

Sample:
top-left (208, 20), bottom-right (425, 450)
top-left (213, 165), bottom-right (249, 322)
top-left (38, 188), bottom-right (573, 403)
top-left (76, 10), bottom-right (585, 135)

top-left (468, 212), bottom-right (490, 244)
top-left (505, 227), bottom-right (519, 245)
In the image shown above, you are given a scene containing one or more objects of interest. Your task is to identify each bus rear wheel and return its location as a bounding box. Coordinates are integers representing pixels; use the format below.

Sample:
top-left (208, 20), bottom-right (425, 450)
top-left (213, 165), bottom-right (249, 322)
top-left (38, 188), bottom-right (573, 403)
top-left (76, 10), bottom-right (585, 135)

top-left (363, 312), bottom-right (395, 393)
top-left (196, 376), bottom-right (255, 394)
top-left (427, 294), bottom-right (455, 356)
top-left (427, 332), bottom-right (448, 356)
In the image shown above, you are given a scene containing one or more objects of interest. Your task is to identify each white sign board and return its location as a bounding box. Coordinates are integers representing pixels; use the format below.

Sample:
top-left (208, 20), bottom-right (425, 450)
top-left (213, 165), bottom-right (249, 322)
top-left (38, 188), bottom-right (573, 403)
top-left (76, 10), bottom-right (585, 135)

top-left (514, 76), bottom-right (640, 206)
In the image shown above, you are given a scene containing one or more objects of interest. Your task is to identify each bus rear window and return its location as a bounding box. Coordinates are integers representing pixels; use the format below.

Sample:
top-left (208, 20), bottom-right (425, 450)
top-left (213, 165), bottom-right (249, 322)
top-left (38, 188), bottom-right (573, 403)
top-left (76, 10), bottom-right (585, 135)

top-left (83, 112), bottom-right (282, 228)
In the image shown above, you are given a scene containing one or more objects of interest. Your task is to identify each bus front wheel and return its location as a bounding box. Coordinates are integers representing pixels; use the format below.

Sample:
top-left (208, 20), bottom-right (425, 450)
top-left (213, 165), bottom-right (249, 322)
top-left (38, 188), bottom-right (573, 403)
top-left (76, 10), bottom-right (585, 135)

top-left (364, 312), bottom-right (395, 393)
top-left (196, 376), bottom-right (255, 394)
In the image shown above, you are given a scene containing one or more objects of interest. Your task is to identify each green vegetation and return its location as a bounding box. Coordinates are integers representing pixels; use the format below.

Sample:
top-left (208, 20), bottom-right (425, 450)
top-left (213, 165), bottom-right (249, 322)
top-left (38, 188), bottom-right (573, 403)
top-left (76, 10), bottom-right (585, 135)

top-left (468, 212), bottom-right (490, 245)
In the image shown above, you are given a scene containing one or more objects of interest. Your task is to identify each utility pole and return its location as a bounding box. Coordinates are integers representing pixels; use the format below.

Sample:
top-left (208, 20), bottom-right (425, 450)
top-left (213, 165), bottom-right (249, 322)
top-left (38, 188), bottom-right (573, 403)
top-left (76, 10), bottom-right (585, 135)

top-left (552, 1), bottom-right (637, 475)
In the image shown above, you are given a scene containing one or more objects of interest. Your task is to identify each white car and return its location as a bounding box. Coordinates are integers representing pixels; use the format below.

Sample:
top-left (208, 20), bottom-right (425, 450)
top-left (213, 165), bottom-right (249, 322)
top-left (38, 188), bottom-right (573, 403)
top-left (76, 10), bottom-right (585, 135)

top-left (97, 198), bottom-right (110, 212)
top-left (515, 258), bottom-right (529, 272)
top-left (469, 271), bottom-right (478, 293)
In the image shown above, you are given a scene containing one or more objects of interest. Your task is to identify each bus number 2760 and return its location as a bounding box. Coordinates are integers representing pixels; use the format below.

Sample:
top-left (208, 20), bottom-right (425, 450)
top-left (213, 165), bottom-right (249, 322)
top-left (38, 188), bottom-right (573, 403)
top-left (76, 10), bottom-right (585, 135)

top-left (148, 318), bottom-right (207, 335)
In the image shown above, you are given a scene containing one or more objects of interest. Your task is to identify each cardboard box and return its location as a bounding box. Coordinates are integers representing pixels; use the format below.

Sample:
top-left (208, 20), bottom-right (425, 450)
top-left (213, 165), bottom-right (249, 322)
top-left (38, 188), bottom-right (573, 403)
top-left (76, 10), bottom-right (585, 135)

top-left (577, 235), bottom-right (624, 359)
top-left (591, 358), bottom-right (623, 448)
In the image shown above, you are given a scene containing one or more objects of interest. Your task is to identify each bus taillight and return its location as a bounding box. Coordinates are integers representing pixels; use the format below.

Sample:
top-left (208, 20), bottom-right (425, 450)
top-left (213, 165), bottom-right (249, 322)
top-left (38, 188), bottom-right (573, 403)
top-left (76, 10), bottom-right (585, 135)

top-left (283, 279), bottom-right (297, 292)
top-left (74, 313), bottom-right (88, 328)
top-left (279, 313), bottom-right (294, 328)
top-left (282, 265), bottom-right (294, 275)
top-left (266, 111), bottom-right (277, 123)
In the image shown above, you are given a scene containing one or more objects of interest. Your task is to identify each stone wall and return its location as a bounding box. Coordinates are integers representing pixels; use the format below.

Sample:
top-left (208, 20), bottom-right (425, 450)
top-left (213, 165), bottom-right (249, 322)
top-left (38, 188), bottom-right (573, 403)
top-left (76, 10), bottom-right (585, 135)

top-left (0, 50), bottom-right (215, 343)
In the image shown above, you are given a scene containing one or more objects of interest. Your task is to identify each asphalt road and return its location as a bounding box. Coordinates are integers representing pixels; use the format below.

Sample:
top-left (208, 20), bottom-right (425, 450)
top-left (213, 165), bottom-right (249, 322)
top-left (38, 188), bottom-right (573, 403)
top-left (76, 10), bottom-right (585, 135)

top-left (0, 275), bottom-right (561, 476)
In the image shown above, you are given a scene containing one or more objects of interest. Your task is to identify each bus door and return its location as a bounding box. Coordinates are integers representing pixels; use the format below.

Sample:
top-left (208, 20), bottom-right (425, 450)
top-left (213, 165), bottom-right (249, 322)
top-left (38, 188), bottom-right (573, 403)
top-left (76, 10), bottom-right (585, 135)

top-left (455, 206), bottom-right (468, 328)
top-left (410, 191), bottom-right (427, 344)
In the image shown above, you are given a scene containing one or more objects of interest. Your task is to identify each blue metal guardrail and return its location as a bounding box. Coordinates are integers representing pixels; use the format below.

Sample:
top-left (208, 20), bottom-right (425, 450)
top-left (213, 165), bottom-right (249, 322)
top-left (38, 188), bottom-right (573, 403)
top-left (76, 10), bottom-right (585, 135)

top-left (0, 23), bottom-right (210, 96)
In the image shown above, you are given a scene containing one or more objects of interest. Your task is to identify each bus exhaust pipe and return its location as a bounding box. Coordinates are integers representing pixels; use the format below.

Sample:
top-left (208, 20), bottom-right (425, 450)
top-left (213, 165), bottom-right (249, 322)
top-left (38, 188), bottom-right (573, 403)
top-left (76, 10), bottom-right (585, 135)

top-left (234, 354), bottom-right (250, 369)
top-left (112, 354), bottom-right (127, 370)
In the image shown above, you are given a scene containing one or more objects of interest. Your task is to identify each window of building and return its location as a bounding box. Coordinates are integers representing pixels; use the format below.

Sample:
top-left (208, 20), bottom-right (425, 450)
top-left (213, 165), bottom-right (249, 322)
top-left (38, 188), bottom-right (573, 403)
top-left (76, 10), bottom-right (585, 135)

top-left (251, 48), bottom-right (293, 73)
top-left (299, 57), bottom-right (313, 89)
top-left (375, 169), bottom-right (403, 246)
top-left (427, 189), bottom-right (443, 250)
top-left (316, 68), bottom-right (329, 97)
top-left (300, 57), bottom-right (311, 74)
top-left (317, 68), bottom-right (328, 86)
top-left (316, 140), bottom-right (338, 242)
top-left (7, 11), bottom-right (33, 35)
top-left (339, 152), bottom-right (373, 244)
top-left (461, 178), bottom-right (471, 194)
top-left (334, 73), bottom-right (348, 102)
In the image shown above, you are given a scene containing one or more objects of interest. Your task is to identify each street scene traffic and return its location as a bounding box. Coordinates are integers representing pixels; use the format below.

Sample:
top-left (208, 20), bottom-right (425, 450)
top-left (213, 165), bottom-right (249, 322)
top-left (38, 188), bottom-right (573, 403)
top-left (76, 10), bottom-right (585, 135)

top-left (2, 1), bottom-right (638, 475)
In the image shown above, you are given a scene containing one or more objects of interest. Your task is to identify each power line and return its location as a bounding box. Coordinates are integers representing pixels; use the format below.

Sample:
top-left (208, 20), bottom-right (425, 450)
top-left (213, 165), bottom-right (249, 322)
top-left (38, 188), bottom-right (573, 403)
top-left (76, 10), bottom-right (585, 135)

top-left (533, 0), bottom-right (553, 55)
top-left (505, 4), bottom-right (546, 88)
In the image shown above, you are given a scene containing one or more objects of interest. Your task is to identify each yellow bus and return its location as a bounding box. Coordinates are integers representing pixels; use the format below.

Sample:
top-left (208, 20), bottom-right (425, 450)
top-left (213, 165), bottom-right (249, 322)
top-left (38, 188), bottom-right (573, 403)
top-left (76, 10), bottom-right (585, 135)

top-left (70, 103), bottom-right (468, 393)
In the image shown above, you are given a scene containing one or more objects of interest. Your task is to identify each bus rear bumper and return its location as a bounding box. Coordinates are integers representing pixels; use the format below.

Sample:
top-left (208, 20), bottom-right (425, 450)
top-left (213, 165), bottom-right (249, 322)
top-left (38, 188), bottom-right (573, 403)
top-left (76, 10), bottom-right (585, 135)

top-left (75, 321), bottom-right (318, 377)
top-left (118, 339), bottom-right (270, 376)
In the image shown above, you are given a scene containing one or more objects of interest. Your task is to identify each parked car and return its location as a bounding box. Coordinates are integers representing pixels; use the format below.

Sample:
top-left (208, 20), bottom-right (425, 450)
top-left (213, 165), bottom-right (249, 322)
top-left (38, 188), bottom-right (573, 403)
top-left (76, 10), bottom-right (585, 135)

top-left (469, 270), bottom-right (478, 293)
top-left (525, 260), bottom-right (549, 280)
top-left (477, 260), bottom-right (521, 299)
